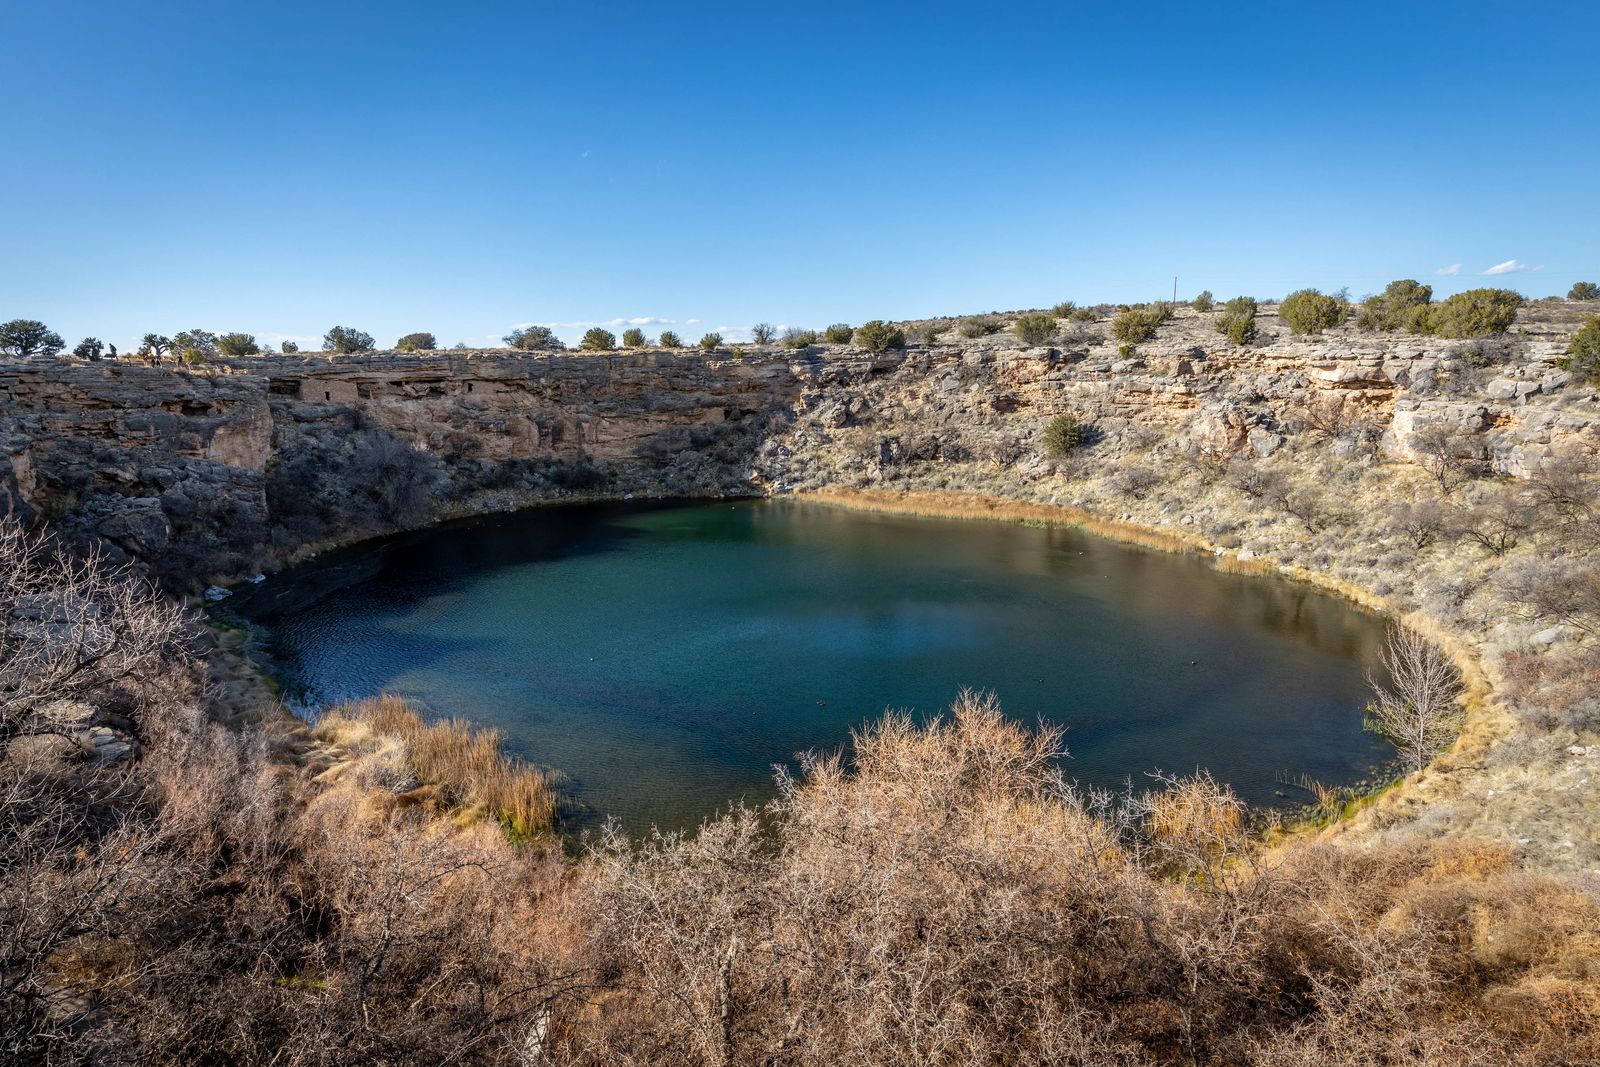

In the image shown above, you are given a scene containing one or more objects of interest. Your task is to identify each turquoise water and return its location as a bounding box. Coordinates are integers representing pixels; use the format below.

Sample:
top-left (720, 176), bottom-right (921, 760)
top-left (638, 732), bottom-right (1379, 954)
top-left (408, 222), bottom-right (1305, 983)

top-left (232, 499), bottom-right (1392, 833)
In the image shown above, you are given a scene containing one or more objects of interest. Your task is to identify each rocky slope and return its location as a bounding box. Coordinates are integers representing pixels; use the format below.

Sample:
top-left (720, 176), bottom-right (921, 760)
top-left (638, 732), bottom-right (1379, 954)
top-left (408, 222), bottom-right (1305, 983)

top-left (3, 302), bottom-right (1594, 588)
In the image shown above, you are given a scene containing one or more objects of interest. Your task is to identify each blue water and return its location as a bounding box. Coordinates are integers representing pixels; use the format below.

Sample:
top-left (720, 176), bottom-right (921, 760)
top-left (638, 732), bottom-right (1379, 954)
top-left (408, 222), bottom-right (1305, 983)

top-left (231, 499), bottom-right (1392, 833)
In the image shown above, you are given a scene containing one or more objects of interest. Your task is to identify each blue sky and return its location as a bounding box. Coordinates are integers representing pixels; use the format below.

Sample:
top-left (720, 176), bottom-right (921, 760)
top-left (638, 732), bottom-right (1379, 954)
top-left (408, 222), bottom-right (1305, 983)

top-left (4, 1), bottom-right (1597, 351)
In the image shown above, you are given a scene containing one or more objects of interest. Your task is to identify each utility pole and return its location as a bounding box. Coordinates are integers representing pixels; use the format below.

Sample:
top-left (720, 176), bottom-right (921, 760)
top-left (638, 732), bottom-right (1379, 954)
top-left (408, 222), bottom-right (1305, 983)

top-left (1173, 276), bottom-right (1178, 304)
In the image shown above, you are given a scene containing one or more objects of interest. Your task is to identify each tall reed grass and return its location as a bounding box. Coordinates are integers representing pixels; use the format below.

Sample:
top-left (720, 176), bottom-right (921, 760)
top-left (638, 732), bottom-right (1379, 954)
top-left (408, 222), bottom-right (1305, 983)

top-left (322, 694), bottom-right (557, 840)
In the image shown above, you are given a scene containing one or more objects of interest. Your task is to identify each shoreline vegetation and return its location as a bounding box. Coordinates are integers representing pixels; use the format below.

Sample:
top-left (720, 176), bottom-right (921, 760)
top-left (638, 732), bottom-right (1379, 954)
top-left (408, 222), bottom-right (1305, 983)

top-left (313, 695), bottom-right (557, 842)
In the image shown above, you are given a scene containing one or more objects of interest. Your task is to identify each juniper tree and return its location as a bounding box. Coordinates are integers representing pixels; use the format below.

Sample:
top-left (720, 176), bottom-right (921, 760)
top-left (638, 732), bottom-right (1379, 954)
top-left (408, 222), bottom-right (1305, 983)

top-left (0, 320), bottom-right (64, 359)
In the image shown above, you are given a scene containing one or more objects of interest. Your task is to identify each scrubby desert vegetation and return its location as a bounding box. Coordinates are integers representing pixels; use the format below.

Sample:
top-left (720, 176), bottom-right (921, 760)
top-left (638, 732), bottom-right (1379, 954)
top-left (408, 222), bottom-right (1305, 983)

top-left (0, 522), bottom-right (579, 1063)
top-left (5, 509), bottom-right (1600, 1063)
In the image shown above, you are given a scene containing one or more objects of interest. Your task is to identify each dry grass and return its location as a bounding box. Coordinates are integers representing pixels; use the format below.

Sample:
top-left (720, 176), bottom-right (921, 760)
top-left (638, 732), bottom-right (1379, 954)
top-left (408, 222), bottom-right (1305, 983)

top-left (572, 691), bottom-right (1600, 1065)
top-left (315, 694), bottom-right (557, 841)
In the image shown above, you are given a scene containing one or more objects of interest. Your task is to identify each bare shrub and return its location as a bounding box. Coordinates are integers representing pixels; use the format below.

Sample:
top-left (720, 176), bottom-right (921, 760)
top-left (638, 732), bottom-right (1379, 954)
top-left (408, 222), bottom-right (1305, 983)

top-left (1061, 320), bottom-right (1102, 347)
top-left (0, 522), bottom-right (187, 754)
top-left (1528, 445), bottom-right (1600, 550)
top-left (577, 693), bottom-right (1182, 1065)
top-left (1283, 483), bottom-right (1334, 532)
top-left (1408, 423), bottom-right (1485, 495)
top-left (1110, 463), bottom-right (1162, 499)
top-left (1450, 486), bottom-right (1534, 556)
top-left (1295, 394), bottom-right (1382, 445)
top-left (0, 521), bottom-right (576, 1061)
top-left (1363, 626), bottom-right (1466, 774)
top-left (572, 693), bottom-right (1592, 1065)
top-left (1136, 770), bottom-right (1254, 887)
top-left (276, 793), bottom-right (571, 1063)
top-left (0, 521), bottom-right (203, 1054)
top-left (1231, 460), bottom-right (1294, 513)
top-left (1254, 839), bottom-right (1599, 1066)
top-left (1498, 556), bottom-right (1600, 635)
top-left (1385, 497), bottom-right (1449, 550)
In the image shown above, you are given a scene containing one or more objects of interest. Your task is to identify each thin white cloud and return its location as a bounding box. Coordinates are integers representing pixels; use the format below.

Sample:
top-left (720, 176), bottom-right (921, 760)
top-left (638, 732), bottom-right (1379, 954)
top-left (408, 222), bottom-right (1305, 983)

top-left (1481, 259), bottom-right (1540, 276)
top-left (1433, 263), bottom-right (1461, 276)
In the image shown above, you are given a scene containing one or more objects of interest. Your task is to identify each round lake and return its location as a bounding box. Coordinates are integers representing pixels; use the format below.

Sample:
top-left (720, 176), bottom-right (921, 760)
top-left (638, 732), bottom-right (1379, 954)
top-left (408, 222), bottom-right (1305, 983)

top-left (229, 499), bottom-right (1393, 833)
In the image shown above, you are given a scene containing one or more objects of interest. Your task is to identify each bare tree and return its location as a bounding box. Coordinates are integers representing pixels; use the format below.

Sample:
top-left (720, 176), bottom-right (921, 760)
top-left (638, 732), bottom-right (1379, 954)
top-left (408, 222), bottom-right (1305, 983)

top-left (1385, 498), bottom-right (1449, 550)
top-left (1528, 445), bottom-right (1600, 550)
top-left (1409, 423), bottom-right (1484, 496)
top-left (0, 522), bottom-right (186, 756)
top-left (1452, 487), bottom-right (1534, 557)
top-left (1364, 626), bottom-right (1465, 774)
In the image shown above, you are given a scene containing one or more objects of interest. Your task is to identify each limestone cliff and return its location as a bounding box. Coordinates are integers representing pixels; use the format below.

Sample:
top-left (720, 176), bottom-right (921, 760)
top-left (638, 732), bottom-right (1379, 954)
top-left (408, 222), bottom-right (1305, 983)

top-left (0, 349), bottom-right (805, 585)
top-left (1, 301), bottom-right (1594, 590)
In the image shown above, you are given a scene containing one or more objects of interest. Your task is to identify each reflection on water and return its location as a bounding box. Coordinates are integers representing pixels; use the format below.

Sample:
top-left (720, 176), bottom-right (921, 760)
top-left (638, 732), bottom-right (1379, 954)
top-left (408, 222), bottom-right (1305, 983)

top-left (229, 499), bottom-right (1393, 834)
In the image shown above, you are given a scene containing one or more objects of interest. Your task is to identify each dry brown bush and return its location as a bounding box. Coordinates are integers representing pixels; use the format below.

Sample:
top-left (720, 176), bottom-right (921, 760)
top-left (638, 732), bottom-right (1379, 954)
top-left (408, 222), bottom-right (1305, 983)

top-left (1385, 497), bottom-right (1450, 550)
top-left (1529, 444), bottom-right (1600, 551)
top-left (1450, 485), bottom-right (1536, 556)
top-left (1, 520), bottom-right (574, 1063)
top-left (1499, 556), bottom-right (1600, 636)
top-left (566, 691), bottom-right (1595, 1066)
top-left (1, 522), bottom-right (187, 754)
top-left (316, 694), bottom-right (557, 839)
top-left (1294, 394), bottom-right (1383, 444)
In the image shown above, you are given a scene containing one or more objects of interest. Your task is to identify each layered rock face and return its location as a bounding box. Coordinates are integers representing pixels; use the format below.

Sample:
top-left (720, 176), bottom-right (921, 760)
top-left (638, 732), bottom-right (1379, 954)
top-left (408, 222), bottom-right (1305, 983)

top-left (2, 302), bottom-right (1595, 587)
top-left (0, 350), bottom-right (805, 585)
top-left (0, 362), bottom-right (273, 580)
top-left (757, 302), bottom-right (1597, 493)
